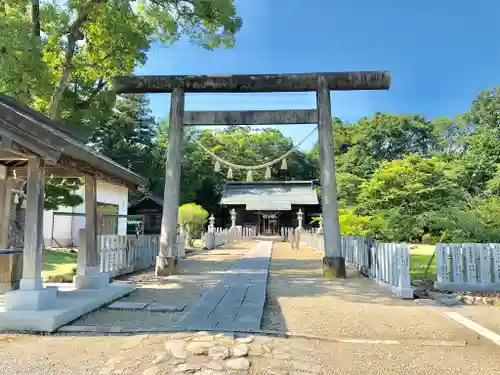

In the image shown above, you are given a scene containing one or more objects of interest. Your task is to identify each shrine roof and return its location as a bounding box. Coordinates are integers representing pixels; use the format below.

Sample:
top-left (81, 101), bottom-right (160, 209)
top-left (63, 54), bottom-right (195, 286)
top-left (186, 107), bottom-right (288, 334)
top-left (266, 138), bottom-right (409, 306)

top-left (0, 93), bottom-right (147, 188)
top-left (220, 181), bottom-right (319, 211)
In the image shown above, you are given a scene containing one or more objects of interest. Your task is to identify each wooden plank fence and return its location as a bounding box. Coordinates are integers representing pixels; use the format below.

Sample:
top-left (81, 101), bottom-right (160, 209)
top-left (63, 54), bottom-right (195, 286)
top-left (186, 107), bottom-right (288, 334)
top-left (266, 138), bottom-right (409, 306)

top-left (435, 243), bottom-right (500, 291)
top-left (297, 231), bottom-right (413, 299)
top-left (98, 233), bottom-right (185, 277)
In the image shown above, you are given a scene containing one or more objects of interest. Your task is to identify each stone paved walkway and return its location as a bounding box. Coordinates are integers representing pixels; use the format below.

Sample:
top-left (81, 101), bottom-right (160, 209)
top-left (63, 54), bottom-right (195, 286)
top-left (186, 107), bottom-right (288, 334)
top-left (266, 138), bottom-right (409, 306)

top-left (173, 241), bottom-right (272, 332)
top-left (62, 241), bottom-right (257, 331)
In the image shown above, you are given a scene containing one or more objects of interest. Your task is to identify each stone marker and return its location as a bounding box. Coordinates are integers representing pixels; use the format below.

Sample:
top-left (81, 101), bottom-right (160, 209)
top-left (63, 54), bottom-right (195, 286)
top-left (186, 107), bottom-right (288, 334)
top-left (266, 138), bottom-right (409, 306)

top-left (107, 301), bottom-right (148, 310)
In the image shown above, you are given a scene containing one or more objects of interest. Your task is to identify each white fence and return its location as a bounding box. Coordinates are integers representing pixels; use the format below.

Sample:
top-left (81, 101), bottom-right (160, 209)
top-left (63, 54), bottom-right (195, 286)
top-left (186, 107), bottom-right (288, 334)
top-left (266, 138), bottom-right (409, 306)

top-left (435, 243), bottom-right (500, 292)
top-left (298, 231), bottom-right (413, 299)
top-left (98, 233), bottom-right (185, 277)
top-left (369, 242), bottom-right (413, 298)
top-left (203, 228), bottom-right (237, 250)
top-left (235, 227), bottom-right (257, 241)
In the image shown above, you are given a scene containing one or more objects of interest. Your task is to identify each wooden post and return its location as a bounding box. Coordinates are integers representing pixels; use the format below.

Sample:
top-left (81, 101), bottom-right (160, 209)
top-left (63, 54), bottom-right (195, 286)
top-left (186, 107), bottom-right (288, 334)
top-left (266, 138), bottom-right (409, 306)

top-left (73, 174), bottom-right (109, 289)
top-left (0, 179), bottom-right (15, 249)
top-left (156, 88), bottom-right (185, 276)
top-left (19, 156), bottom-right (45, 290)
top-left (84, 174), bottom-right (98, 268)
top-left (316, 76), bottom-right (346, 278)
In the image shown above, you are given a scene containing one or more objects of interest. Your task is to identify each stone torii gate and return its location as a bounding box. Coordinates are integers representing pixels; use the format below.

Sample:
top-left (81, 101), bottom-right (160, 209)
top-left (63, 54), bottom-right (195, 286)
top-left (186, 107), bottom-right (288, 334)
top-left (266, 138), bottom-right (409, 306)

top-left (113, 72), bottom-right (391, 278)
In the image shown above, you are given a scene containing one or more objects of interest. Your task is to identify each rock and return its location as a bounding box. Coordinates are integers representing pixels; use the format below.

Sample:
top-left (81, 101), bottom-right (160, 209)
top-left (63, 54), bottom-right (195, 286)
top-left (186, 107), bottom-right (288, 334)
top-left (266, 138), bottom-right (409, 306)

top-left (142, 366), bottom-right (162, 375)
top-left (151, 352), bottom-right (169, 365)
top-left (225, 358), bottom-right (250, 370)
top-left (236, 336), bottom-right (254, 344)
top-left (192, 335), bottom-right (215, 342)
top-left (193, 370), bottom-right (224, 375)
top-left (186, 341), bottom-right (213, 355)
top-left (203, 360), bottom-right (225, 371)
top-left (231, 344), bottom-right (249, 358)
top-left (216, 332), bottom-right (235, 339)
top-left (172, 359), bottom-right (186, 365)
top-left (165, 340), bottom-right (188, 359)
top-left (173, 363), bottom-right (201, 373)
top-left (208, 346), bottom-right (230, 360)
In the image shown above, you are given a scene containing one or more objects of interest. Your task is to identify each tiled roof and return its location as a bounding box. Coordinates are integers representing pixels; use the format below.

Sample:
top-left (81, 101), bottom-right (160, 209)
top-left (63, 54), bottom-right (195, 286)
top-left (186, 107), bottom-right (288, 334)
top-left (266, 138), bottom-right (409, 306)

top-left (220, 181), bottom-right (318, 211)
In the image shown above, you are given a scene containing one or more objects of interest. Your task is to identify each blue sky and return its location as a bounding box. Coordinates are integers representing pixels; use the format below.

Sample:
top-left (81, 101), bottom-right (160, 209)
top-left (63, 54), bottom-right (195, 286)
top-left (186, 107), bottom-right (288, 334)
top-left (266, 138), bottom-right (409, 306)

top-left (136, 0), bottom-right (500, 151)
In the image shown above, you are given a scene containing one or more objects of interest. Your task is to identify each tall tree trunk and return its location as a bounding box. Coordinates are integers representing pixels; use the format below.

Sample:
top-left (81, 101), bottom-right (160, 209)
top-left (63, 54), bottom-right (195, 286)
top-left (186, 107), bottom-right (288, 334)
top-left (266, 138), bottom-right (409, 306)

top-left (48, 0), bottom-right (105, 119)
top-left (31, 0), bottom-right (40, 37)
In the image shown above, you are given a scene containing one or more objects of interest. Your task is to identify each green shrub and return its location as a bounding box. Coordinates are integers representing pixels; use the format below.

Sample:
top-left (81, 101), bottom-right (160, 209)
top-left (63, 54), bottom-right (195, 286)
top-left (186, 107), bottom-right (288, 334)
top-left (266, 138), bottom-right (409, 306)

top-left (178, 203), bottom-right (209, 239)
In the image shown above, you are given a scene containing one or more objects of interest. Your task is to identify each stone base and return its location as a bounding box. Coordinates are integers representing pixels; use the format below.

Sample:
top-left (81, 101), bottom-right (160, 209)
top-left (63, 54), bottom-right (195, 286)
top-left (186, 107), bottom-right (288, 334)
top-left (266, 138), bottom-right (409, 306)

top-left (155, 256), bottom-right (178, 276)
top-left (0, 283), bottom-right (136, 332)
top-left (3, 287), bottom-right (57, 311)
top-left (73, 273), bottom-right (110, 289)
top-left (322, 256), bottom-right (346, 278)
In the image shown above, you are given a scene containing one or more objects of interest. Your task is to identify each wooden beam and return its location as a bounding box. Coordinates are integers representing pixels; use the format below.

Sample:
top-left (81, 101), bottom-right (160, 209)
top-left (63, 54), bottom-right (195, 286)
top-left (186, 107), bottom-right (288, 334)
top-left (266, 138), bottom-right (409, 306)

top-left (183, 109), bottom-right (318, 126)
top-left (113, 71), bottom-right (391, 94)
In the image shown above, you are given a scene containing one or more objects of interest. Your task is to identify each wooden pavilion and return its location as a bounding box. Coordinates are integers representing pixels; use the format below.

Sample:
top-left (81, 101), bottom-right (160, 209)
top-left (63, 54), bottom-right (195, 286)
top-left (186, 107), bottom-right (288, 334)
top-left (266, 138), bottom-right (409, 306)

top-left (0, 93), bottom-right (147, 331)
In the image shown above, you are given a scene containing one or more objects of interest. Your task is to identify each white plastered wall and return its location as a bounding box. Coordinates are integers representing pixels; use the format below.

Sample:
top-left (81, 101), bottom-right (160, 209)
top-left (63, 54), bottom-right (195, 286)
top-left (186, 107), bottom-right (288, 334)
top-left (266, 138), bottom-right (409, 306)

top-left (43, 181), bottom-right (129, 247)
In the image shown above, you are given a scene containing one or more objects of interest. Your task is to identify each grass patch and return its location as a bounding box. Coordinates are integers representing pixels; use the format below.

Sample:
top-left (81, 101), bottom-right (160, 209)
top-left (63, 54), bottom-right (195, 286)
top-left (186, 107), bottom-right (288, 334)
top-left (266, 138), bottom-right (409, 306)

top-left (42, 250), bottom-right (77, 280)
top-left (409, 244), bottom-right (436, 281)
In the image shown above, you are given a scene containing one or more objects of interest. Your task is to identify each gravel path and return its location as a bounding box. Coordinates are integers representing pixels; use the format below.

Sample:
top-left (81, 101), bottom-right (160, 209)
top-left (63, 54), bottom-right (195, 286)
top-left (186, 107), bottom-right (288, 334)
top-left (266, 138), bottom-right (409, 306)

top-left (262, 242), bottom-right (485, 344)
top-left (66, 241), bottom-right (257, 330)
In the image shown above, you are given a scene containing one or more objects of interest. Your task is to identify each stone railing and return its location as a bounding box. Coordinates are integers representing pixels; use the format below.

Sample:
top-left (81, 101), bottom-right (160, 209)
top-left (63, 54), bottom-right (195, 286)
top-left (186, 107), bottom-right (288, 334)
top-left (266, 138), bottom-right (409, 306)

top-left (298, 232), bottom-right (413, 299)
top-left (435, 243), bottom-right (500, 292)
top-left (98, 233), bottom-right (185, 278)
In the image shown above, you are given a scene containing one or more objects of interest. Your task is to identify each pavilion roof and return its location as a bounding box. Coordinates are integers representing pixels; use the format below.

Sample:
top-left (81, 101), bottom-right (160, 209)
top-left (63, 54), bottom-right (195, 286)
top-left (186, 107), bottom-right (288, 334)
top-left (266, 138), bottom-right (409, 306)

top-left (0, 93), bottom-right (147, 188)
top-left (220, 180), bottom-right (319, 211)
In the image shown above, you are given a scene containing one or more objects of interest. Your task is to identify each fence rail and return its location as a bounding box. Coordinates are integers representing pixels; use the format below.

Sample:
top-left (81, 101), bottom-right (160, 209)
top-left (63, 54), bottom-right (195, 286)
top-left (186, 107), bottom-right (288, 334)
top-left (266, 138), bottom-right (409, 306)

top-left (98, 233), bottom-right (185, 277)
top-left (435, 243), bottom-right (500, 291)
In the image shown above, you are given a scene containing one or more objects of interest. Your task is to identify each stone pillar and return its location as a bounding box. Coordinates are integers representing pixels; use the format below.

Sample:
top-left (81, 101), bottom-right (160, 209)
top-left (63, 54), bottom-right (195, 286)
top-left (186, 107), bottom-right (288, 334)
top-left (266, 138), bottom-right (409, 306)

top-left (157, 88), bottom-right (185, 276)
top-left (230, 208), bottom-right (237, 228)
top-left (317, 76), bottom-right (346, 278)
top-left (74, 175), bottom-right (109, 289)
top-left (229, 209), bottom-right (237, 244)
top-left (4, 156), bottom-right (57, 310)
top-left (293, 209), bottom-right (304, 250)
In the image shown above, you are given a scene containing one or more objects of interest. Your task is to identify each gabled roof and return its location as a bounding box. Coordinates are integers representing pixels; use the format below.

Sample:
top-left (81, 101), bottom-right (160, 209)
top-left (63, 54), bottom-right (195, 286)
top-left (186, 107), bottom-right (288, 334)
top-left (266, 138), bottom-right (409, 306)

top-left (130, 193), bottom-right (164, 208)
top-left (0, 93), bottom-right (147, 188)
top-left (220, 180), bottom-right (319, 211)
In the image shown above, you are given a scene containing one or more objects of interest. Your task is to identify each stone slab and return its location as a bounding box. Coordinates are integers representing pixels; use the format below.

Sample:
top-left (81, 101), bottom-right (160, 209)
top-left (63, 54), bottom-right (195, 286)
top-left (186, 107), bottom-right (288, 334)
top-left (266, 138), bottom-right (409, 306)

top-left (107, 301), bottom-right (148, 310)
top-left (173, 241), bottom-right (272, 332)
top-left (0, 283), bottom-right (136, 332)
top-left (147, 303), bottom-right (186, 312)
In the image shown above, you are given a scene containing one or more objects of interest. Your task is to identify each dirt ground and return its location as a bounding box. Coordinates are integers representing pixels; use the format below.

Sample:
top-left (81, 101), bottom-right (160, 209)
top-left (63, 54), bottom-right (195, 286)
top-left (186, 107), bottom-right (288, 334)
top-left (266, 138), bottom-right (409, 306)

top-left (261, 242), bottom-right (485, 344)
top-left (2, 331), bottom-right (500, 375)
top-left (67, 241), bottom-right (257, 330)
